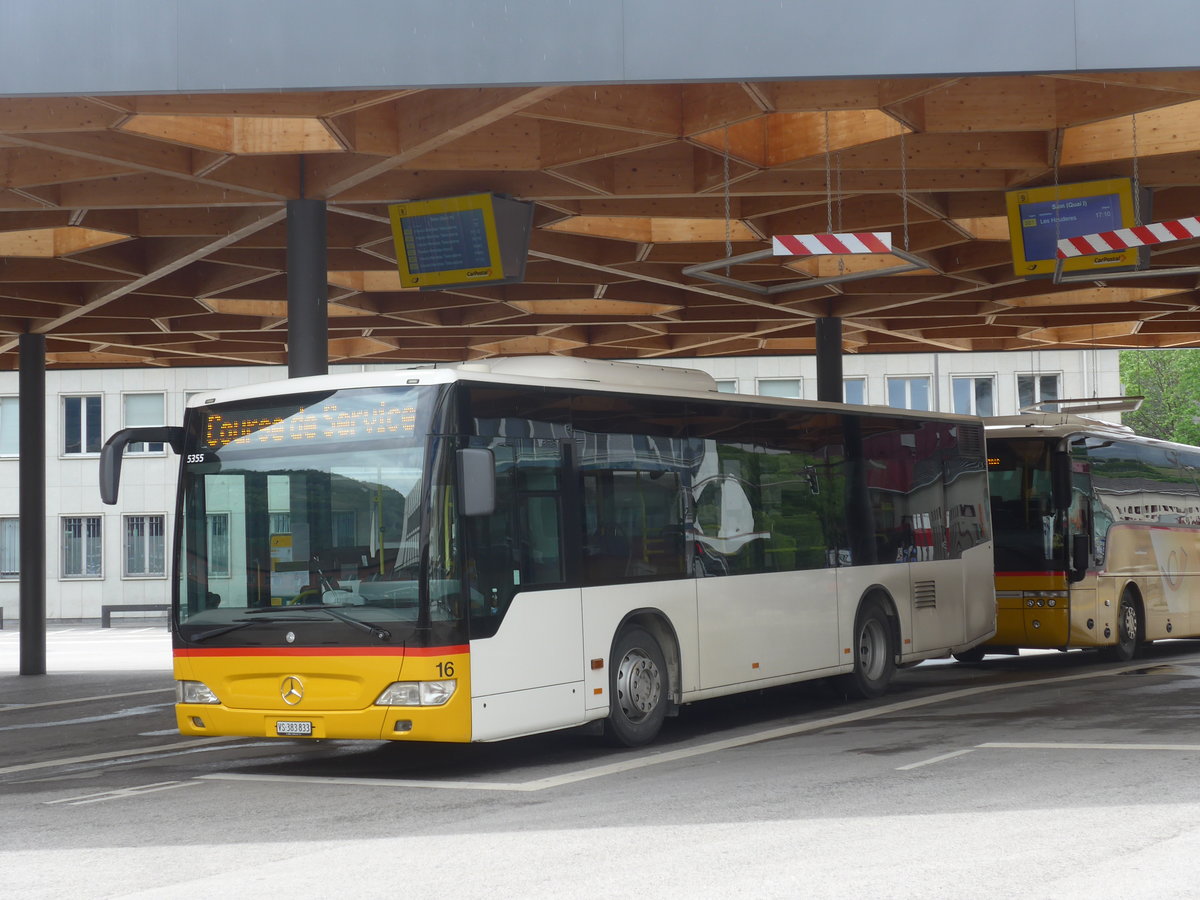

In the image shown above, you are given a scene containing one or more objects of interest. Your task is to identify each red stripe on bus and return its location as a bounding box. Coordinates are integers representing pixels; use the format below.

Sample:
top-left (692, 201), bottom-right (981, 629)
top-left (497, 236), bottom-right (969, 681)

top-left (175, 644), bottom-right (469, 658)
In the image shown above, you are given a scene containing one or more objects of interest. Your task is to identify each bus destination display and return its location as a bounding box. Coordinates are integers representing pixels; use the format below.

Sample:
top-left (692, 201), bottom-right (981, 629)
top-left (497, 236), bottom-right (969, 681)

top-left (200, 396), bottom-right (419, 452)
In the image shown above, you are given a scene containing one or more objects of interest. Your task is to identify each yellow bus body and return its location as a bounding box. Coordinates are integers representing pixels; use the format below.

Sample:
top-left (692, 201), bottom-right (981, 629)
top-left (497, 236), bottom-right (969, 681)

top-left (173, 646), bottom-right (472, 742)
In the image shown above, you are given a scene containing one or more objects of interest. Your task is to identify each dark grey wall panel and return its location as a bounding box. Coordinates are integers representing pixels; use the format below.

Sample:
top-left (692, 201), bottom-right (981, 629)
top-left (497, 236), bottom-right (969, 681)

top-left (1076, 0), bottom-right (1200, 70)
top-left (623, 0), bottom-right (1079, 81)
top-left (0, 0), bottom-right (1197, 96)
top-left (175, 1), bottom-right (625, 91)
top-left (0, 0), bottom-right (178, 95)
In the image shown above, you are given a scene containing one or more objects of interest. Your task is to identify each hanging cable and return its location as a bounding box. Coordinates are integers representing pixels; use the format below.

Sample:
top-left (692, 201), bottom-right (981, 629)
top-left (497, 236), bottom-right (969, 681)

top-left (723, 127), bottom-right (732, 274)
top-left (899, 129), bottom-right (908, 249)
top-left (1131, 113), bottom-right (1142, 226)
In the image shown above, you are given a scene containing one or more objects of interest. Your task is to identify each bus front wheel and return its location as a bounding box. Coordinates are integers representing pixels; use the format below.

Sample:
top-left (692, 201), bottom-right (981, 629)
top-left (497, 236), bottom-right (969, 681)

top-left (839, 598), bottom-right (896, 699)
top-left (604, 627), bottom-right (668, 748)
top-left (1103, 593), bottom-right (1141, 662)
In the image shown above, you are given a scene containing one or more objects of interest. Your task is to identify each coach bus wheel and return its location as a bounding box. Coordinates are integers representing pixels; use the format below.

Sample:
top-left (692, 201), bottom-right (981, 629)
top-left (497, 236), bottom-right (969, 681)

top-left (839, 598), bottom-right (896, 699)
top-left (604, 627), bottom-right (668, 748)
top-left (1104, 592), bottom-right (1140, 662)
top-left (953, 647), bottom-right (987, 664)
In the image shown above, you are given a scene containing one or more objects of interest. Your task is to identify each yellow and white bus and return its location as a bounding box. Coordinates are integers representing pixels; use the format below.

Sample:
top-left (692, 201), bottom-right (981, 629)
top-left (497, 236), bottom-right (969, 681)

top-left (969, 404), bottom-right (1200, 662)
top-left (102, 356), bottom-right (995, 746)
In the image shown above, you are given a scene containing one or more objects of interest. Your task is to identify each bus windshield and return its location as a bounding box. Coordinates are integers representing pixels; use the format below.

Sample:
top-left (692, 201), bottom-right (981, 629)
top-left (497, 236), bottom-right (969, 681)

top-left (175, 385), bottom-right (458, 642)
top-left (986, 435), bottom-right (1064, 573)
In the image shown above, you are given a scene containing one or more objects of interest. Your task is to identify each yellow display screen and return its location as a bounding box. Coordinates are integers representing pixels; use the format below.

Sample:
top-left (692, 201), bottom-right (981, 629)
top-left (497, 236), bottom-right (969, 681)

top-left (195, 389), bottom-right (427, 453)
top-left (1005, 178), bottom-right (1139, 276)
top-left (388, 193), bottom-right (505, 288)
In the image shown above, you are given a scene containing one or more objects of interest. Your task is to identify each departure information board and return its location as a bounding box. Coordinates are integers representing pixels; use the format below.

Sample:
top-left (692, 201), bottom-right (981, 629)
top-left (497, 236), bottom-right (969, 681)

top-left (388, 193), bottom-right (533, 289)
top-left (1006, 178), bottom-right (1141, 277)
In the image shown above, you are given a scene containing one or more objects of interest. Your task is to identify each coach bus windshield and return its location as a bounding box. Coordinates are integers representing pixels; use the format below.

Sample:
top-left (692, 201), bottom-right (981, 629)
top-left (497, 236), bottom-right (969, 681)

top-left (174, 385), bottom-right (460, 643)
top-left (986, 436), bottom-right (1064, 572)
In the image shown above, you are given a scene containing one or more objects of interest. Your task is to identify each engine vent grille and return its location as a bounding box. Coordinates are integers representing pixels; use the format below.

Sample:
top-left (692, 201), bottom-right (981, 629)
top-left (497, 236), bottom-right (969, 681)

top-left (957, 423), bottom-right (985, 457)
top-left (914, 580), bottom-right (937, 610)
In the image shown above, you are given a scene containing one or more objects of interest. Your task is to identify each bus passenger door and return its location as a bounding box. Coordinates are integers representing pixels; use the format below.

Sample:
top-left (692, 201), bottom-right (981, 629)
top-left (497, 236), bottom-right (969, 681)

top-left (464, 438), bottom-right (585, 740)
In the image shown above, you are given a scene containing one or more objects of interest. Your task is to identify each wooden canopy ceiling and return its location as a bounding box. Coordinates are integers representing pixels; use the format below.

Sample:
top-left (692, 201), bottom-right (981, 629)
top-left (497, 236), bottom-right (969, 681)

top-left (4, 71), bottom-right (1200, 368)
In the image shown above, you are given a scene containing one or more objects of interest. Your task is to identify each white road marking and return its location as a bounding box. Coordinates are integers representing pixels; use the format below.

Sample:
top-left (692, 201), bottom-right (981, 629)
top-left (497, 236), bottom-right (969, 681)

top-left (202, 659), bottom-right (1178, 793)
top-left (0, 703), bottom-right (175, 732)
top-left (895, 748), bottom-right (977, 770)
top-left (981, 741), bottom-right (1200, 752)
top-left (0, 689), bottom-right (172, 713)
top-left (45, 780), bottom-right (200, 806)
top-left (0, 739), bottom-right (234, 776)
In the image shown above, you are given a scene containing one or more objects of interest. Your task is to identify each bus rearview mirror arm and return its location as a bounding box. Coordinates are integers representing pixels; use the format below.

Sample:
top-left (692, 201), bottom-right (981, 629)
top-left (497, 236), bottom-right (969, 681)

top-left (1068, 532), bottom-right (1089, 584)
top-left (99, 426), bottom-right (185, 505)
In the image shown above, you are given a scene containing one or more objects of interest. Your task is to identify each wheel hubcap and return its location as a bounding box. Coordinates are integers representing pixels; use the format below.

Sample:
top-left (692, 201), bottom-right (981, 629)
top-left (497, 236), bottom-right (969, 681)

top-left (616, 648), bottom-right (661, 722)
top-left (1122, 604), bottom-right (1137, 643)
top-left (858, 618), bottom-right (886, 680)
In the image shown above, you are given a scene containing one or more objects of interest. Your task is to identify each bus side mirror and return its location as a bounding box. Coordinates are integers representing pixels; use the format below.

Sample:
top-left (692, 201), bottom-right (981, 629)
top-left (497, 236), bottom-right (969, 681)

top-left (457, 448), bottom-right (496, 517)
top-left (100, 426), bottom-right (185, 505)
top-left (1069, 532), bottom-right (1089, 583)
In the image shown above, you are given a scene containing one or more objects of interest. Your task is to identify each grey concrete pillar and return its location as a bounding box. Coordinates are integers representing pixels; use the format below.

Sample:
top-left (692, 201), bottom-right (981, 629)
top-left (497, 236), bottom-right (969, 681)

top-left (19, 334), bottom-right (46, 675)
top-left (287, 198), bottom-right (329, 378)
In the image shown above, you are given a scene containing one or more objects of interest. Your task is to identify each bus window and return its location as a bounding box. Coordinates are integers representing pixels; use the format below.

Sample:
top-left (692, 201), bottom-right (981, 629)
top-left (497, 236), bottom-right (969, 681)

top-left (466, 438), bottom-right (568, 637)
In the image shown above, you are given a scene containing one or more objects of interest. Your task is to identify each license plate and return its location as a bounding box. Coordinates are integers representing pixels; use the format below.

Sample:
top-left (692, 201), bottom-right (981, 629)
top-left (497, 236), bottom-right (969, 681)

top-left (276, 720), bottom-right (313, 736)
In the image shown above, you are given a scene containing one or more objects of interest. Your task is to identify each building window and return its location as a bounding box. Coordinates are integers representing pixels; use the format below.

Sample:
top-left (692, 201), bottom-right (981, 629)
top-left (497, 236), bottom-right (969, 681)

top-left (124, 514), bottom-right (165, 577)
top-left (63, 395), bottom-right (103, 455)
top-left (756, 378), bottom-right (801, 399)
top-left (715, 379), bottom-right (738, 394)
top-left (886, 376), bottom-right (931, 411)
top-left (952, 376), bottom-right (995, 416)
top-left (0, 397), bottom-right (18, 457)
top-left (124, 393), bottom-right (166, 453)
top-left (1018, 373), bottom-right (1059, 412)
top-left (208, 514), bottom-right (230, 578)
top-left (62, 516), bottom-right (103, 578)
top-left (843, 378), bottom-right (866, 405)
top-left (0, 517), bottom-right (18, 578)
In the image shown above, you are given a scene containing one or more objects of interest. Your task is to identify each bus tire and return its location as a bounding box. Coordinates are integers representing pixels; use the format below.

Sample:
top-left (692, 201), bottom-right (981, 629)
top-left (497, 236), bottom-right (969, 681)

top-left (839, 597), bottom-right (896, 699)
top-left (603, 626), bottom-right (668, 748)
top-left (953, 646), bottom-right (987, 664)
top-left (1103, 592), bottom-right (1141, 662)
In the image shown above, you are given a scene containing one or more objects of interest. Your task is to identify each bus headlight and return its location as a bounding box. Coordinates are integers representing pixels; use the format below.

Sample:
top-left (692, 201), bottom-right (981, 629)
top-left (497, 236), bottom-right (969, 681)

top-left (176, 680), bottom-right (220, 704)
top-left (376, 680), bottom-right (457, 707)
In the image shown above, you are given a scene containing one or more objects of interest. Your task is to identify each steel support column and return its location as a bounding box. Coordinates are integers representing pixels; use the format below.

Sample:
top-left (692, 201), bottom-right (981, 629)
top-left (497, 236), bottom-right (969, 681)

top-left (815, 317), bottom-right (844, 404)
top-left (19, 334), bottom-right (46, 675)
top-left (287, 198), bottom-right (328, 378)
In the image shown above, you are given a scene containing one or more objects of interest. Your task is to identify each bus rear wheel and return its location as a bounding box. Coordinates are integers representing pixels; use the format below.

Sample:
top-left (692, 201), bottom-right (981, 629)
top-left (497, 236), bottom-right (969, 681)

top-left (604, 626), bottom-right (668, 748)
top-left (839, 598), bottom-right (896, 699)
top-left (953, 646), bottom-right (987, 664)
top-left (1103, 592), bottom-right (1140, 662)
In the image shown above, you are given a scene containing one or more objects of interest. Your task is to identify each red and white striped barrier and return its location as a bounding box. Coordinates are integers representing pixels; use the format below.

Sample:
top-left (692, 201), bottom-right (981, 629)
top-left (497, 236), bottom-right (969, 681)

top-left (772, 232), bottom-right (893, 256)
top-left (1056, 216), bottom-right (1200, 258)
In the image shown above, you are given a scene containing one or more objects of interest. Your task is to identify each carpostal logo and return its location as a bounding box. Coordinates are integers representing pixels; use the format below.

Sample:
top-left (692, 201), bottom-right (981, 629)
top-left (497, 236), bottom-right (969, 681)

top-left (466, 269), bottom-right (493, 278)
top-left (1092, 255), bottom-right (1124, 264)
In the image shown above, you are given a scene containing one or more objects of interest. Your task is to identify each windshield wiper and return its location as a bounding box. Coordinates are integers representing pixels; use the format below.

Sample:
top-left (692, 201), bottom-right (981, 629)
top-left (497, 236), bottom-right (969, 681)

top-left (246, 605), bottom-right (392, 641)
top-left (189, 621), bottom-right (254, 642)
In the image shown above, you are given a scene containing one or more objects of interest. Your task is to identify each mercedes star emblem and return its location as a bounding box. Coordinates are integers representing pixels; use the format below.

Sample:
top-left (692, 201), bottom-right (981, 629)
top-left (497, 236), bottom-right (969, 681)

top-left (281, 676), bottom-right (304, 705)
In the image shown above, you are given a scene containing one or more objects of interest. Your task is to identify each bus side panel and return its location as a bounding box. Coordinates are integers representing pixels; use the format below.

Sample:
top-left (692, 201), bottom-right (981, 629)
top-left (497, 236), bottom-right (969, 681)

top-left (961, 541), bottom-right (997, 646)
top-left (697, 570), bottom-right (838, 691)
top-left (581, 580), bottom-right (699, 713)
top-left (1103, 524), bottom-right (1200, 640)
top-left (907, 558), bottom-right (966, 652)
top-left (469, 586), bottom-right (585, 741)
